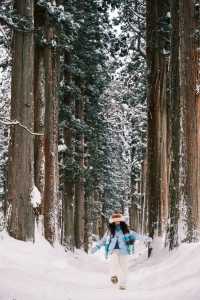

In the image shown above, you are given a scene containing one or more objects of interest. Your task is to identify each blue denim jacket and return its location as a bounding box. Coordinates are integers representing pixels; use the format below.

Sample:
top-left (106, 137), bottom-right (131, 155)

top-left (94, 228), bottom-right (149, 258)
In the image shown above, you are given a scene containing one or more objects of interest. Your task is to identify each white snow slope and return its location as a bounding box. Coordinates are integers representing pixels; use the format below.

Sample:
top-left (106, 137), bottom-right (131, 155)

top-left (0, 231), bottom-right (200, 300)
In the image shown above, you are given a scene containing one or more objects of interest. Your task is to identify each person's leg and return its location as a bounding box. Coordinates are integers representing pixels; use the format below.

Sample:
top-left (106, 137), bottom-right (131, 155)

top-left (110, 250), bottom-right (120, 284)
top-left (118, 254), bottom-right (129, 289)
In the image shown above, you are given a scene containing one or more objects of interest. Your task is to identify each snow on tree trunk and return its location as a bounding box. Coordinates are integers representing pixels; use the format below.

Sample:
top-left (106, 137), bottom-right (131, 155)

top-left (7, 0), bottom-right (35, 241)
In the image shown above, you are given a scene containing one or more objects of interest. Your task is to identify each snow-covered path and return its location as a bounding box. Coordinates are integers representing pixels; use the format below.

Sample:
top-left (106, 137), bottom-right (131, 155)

top-left (0, 232), bottom-right (200, 300)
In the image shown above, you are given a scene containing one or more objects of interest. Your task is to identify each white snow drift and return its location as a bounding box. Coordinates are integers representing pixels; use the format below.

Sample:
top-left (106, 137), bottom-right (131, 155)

top-left (0, 231), bottom-right (200, 300)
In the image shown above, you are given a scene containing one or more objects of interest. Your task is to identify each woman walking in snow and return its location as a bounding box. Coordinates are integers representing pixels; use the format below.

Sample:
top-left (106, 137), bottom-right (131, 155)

top-left (91, 212), bottom-right (151, 290)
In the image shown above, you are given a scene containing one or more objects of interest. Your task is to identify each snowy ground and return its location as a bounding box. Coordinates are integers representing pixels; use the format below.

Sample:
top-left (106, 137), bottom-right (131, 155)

top-left (0, 231), bottom-right (200, 300)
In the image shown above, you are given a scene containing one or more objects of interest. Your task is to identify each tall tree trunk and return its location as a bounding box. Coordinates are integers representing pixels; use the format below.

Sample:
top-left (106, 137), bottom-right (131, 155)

top-left (34, 48), bottom-right (45, 197)
top-left (43, 9), bottom-right (60, 245)
top-left (84, 193), bottom-right (89, 252)
top-left (146, 1), bottom-right (170, 238)
top-left (180, 0), bottom-right (200, 241)
top-left (34, 4), bottom-right (45, 218)
top-left (7, 0), bottom-right (35, 241)
top-left (141, 158), bottom-right (148, 234)
top-left (160, 58), bottom-right (169, 235)
top-left (196, 2), bottom-right (200, 239)
top-left (146, 0), bottom-right (160, 238)
top-left (83, 137), bottom-right (89, 252)
top-left (168, 0), bottom-right (180, 250)
top-left (74, 94), bottom-right (85, 249)
top-left (62, 51), bottom-right (75, 250)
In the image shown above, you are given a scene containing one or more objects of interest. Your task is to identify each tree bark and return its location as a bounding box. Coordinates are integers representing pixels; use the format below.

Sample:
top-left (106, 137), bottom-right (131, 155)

top-left (146, 0), bottom-right (169, 238)
top-left (180, 0), bottom-right (200, 241)
top-left (62, 51), bottom-right (75, 249)
top-left (84, 193), bottom-right (89, 252)
top-left (168, 0), bottom-right (180, 250)
top-left (7, 0), bottom-right (35, 241)
top-left (43, 9), bottom-right (60, 245)
top-left (74, 94), bottom-right (85, 249)
top-left (34, 4), bottom-right (46, 218)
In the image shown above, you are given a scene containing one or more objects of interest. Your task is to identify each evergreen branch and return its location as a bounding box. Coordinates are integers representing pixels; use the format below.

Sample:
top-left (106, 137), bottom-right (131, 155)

top-left (0, 30), bottom-right (11, 64)
top-left (0, 16), bottom-right (34, 33)
top-left (0, 9), bottom-right (34, 33)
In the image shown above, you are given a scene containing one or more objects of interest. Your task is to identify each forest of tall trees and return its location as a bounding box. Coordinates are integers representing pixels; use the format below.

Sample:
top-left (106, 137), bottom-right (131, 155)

top-left (0, 0), bottom-right (200, 254)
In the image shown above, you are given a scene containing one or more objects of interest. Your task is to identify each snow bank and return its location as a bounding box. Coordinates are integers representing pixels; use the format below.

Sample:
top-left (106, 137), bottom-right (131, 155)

top-left (0, 231), bottom-right (200, 300)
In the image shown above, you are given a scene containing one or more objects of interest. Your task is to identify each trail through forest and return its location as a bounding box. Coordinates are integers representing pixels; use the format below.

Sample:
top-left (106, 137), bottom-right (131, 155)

top-left (0, 232), bottom-right (200, 300)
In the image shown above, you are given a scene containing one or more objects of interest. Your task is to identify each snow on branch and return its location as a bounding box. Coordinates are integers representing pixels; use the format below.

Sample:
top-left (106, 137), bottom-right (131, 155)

top-left (0, 24), bottom-right (9, 43)
top-left (0, 117), bottom-right (43, 136)
top-left (130, 9), bottom-right (145, 20)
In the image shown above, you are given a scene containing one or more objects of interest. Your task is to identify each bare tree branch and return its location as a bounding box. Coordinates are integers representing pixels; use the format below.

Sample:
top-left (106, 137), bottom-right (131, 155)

top-left (0, 117), bottom-right (44, 136)
top-left (129, 7), bottom-right (145, 20)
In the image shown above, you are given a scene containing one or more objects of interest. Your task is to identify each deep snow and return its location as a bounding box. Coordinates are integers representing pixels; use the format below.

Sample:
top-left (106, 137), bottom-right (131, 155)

top-left (0, 231), bottom-right (200, 300)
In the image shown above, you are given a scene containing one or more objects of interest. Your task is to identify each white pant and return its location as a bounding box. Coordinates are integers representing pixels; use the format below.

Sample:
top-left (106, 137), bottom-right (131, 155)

top-left (110, 250), bottom-right (129, 287)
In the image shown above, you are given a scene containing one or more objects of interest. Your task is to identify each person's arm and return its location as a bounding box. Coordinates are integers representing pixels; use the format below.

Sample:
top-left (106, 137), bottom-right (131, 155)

top-left (129, 231), bottom-right (153, 257)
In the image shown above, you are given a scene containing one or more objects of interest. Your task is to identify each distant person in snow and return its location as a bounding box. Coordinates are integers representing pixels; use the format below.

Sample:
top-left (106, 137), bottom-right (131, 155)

top-left (91, 212), bottom-right (152, 290)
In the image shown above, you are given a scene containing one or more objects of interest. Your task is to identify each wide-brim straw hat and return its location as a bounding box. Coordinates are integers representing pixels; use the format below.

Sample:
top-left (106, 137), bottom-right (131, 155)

top-left (109, 213), bottom-right (125, 224)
